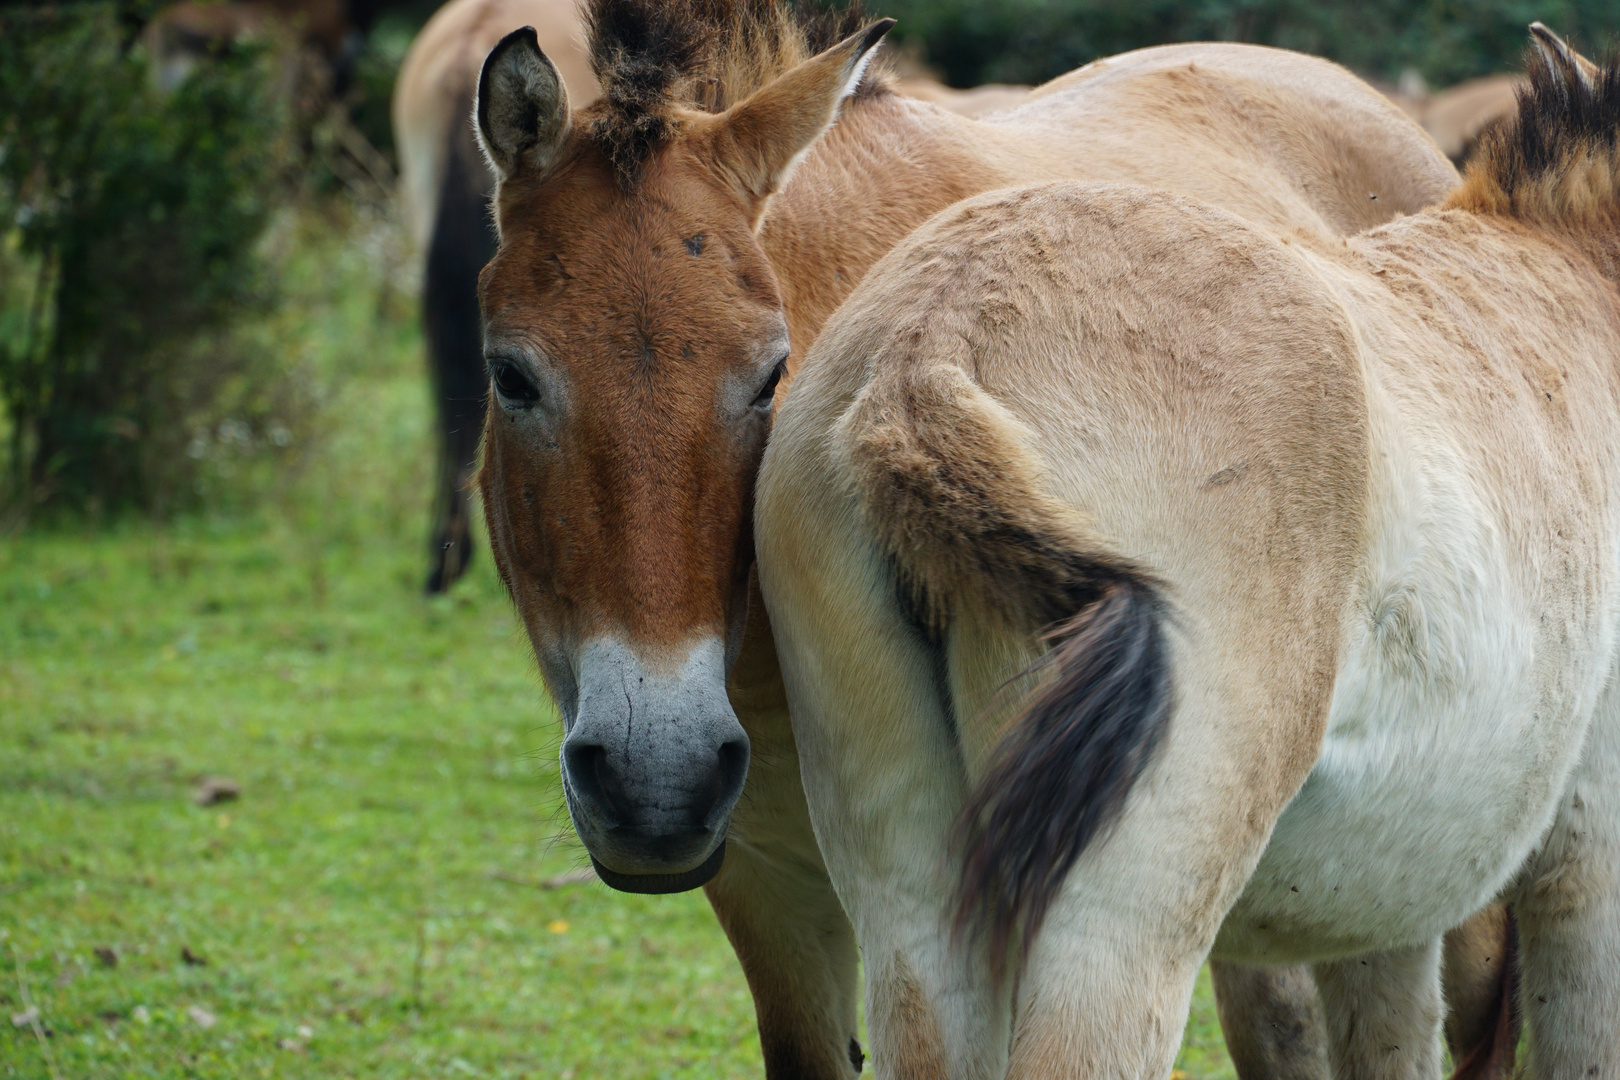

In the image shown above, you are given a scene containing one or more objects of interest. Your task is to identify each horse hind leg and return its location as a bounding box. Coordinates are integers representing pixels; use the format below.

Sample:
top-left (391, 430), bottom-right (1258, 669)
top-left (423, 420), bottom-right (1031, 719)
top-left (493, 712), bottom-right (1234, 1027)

top-left (1313, 938), bottom-right (1446, 1080)
top-left (1442, 906), bottom-right (1520, 1080)
top-left (1212, 905), bottom-right (1518, 1080)
top-left (1211, 962), bottom-right (1330, 1080)
top-left (421, 118), bottom-right (498, 595)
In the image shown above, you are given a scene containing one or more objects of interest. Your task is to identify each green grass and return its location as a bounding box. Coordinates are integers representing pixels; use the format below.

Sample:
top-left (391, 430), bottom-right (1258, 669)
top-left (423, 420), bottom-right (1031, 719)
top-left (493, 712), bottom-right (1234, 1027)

top-left (0, 210), bottom-right (1236, 1079)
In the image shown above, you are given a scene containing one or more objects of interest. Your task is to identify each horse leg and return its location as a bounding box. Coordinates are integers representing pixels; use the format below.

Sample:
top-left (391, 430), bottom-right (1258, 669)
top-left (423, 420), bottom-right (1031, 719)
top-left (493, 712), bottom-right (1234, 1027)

top-left (1510, 676), bottom-right (1620, 1080)
top-left (1211, 962), bottom-right (1330, 1080)
top-left (1312, 940), bottom-right (1445, 1080)
top-left (1211, 904), bottom-right (1518, 1080)
top-left (1441, 906), bottom-right (1520, 1080)
top-left (700, 595), bottom-right (864, 1080)
top-left (763, 513), bottom-right (1017, 1077)
top-left (421, 124), bottom-right (497, 594)
top-left (703, 792), bottom-right (863, 1079)
top-left (763, 483), bottom-right (1346, 1076)
top-left (995, 646), bottom-right (1333, 1080)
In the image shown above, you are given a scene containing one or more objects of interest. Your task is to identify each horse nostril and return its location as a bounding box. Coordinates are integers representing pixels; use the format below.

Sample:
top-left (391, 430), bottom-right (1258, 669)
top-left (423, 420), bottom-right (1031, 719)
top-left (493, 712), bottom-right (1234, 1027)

top-left (704, 738), bottom-right (750, 829)
top-left (564, 742), bottom-right (626, 828)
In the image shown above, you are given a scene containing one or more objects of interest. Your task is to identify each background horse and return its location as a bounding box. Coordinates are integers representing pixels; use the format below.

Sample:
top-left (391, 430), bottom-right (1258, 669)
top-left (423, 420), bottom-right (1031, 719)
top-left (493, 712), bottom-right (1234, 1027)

top-left (393, 0), bottom-right (598, 593)
top-left (140, 0), bottom-right (395, 92)
top-left (465, 1), bottom-right (1506, 1074)
top-left (757, 24), bottom-right (1620, 1077)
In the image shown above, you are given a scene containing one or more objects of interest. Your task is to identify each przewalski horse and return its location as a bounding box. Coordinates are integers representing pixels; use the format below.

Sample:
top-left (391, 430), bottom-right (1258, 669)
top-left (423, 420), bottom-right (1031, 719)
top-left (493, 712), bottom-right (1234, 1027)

top-left (757, 23), bottom-right (1620, 1078)
top-left (140, 0), bottom-right (397, 94)
top-left (469, 0), bottom-right (1501, 1073)
top-left (393, 0), bottom-right (1018, 594)
top-left (394, 0), bottom-right (598, 593)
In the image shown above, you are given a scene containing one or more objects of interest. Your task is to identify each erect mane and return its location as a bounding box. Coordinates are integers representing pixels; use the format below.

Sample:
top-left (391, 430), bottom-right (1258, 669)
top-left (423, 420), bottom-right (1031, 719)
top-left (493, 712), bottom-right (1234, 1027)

top-left (584, 0), bottom-right (886, 187)
top-left (1452, 41), bottom-right (1620, 223)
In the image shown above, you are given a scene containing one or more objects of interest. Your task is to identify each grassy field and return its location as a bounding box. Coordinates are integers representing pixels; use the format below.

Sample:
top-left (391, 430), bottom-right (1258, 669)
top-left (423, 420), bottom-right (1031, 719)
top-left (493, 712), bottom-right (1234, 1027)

top-left (0, 209), bottom-right (1237, 1079)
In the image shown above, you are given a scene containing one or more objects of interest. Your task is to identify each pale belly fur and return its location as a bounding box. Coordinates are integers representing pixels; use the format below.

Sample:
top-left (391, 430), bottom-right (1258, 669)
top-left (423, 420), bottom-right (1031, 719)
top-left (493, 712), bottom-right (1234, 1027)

top-left (1213, 378), bottom-right (1618, 964)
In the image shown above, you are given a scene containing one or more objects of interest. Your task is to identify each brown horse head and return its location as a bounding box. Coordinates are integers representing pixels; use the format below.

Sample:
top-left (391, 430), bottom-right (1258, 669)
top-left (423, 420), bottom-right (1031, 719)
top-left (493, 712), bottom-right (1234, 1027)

top-left (474, 0), bottom-right (891, 891)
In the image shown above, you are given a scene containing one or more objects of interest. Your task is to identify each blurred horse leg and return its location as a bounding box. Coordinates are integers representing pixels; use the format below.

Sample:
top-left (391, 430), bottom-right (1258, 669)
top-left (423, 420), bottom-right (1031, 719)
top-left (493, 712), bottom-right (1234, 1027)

top-left (1314, 939), bottom-right (1446, 1080)
top-left (1443, 906), bottom-right (1519, 1080)
top-left (1214, 906), bottom-right (1519, 1080)
top-left (1211, 962), bottom-right (1329, 1080)
top-left (422, 123), bottom-right (496, 594)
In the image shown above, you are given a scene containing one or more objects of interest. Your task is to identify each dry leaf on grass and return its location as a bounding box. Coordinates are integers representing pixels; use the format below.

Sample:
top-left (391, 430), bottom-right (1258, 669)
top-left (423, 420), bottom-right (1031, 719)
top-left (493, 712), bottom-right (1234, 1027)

top-left (193, 777), bottom-right (240, 806)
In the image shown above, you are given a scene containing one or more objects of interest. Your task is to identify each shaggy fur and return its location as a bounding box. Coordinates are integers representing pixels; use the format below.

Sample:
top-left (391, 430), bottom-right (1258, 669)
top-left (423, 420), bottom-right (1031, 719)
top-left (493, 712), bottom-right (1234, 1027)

top-left (584, 0), bottom-right (882, 185)
top-left (1451, 35), bottom-right (1620, 222)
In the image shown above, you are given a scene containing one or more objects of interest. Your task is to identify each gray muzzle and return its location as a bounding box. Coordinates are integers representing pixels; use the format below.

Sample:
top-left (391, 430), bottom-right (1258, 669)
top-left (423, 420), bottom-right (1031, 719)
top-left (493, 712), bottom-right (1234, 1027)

top-left (561, 637), bottom-right (748, 892)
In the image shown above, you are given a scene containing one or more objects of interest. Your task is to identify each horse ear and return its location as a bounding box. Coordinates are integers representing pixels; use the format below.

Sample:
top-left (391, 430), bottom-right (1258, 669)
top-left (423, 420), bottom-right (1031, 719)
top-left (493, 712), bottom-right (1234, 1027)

top-left (703, 19), bottom-right (894, 226)
top-left (476, 26), bottom-right (571, 182)
top-left (1530, 22), bottom-right (1598, 92)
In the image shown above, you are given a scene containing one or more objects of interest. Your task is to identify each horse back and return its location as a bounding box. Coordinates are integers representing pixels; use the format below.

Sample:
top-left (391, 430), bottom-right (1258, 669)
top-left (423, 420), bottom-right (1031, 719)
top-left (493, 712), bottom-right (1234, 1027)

top-left (1000, 41), bottom-right (1456, 238)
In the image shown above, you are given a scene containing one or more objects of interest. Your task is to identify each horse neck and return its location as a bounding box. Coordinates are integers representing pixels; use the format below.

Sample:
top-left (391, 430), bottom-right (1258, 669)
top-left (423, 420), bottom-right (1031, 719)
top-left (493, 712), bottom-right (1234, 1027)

top-left (759, 95), bottom-right (1002, 353)
top-left (730, 98), bottom-right (1000, 715)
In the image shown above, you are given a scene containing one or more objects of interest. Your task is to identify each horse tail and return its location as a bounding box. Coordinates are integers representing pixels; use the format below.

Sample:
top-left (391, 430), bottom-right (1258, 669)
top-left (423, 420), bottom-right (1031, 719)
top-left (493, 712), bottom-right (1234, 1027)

top-left (834, 351), bottom-right (1173, 978)
top-left (421, 103), bottom-right (498, 594)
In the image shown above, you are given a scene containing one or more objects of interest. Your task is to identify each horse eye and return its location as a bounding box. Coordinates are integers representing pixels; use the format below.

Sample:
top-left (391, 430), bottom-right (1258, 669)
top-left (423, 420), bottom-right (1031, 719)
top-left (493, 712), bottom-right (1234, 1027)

top-left (752, 357), bottom-right (787, 411)
top-left (489, 357), bottom-right (540, 407)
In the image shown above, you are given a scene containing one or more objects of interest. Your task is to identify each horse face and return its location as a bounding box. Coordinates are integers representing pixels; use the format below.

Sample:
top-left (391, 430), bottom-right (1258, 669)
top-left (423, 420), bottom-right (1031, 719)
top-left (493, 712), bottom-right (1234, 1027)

top-left (474, 23), bottom-right (889, 891)
top-left (478, 143), bottom-right (793, 888)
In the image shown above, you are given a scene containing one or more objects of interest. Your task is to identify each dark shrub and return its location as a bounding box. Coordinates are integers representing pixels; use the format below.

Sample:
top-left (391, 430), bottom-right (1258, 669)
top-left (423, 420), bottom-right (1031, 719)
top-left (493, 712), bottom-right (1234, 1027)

top-left (0, 3), bottom-right (306, 517)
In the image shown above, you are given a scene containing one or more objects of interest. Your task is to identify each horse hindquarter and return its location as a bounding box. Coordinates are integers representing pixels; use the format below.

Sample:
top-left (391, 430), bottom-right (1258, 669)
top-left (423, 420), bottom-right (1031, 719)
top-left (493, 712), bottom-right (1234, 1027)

top-left (761, 182), bottom-right (1373, 1076)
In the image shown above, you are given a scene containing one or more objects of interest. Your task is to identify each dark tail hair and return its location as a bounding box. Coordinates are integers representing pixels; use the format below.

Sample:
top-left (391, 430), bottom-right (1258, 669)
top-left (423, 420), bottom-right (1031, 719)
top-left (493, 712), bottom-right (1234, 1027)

top-left (837, 358), bottom-right (1173, 978)
top-left (422, 111), bottom-right (499, 594)
top-left (958, 575), bottom-right (1171, 978)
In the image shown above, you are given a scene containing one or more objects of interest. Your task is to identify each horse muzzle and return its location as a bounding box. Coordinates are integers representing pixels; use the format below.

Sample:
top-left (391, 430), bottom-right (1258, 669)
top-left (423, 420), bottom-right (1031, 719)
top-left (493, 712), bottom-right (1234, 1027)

top-left (561, 636), bottom-right (749, 892)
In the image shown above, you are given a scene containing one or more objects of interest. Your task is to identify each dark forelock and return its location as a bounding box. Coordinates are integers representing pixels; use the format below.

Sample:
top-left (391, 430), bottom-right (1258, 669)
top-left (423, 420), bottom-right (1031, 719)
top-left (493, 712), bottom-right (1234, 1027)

top-left (584, 0), bottom-right (883, 188)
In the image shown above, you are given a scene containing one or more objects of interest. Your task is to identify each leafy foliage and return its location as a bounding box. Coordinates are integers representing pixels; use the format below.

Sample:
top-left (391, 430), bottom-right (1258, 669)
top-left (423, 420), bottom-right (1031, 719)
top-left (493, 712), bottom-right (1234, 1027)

top-left (0, 4), bottom-right (304, 516)
top-left (875, 0), bottom-right (1620, 89)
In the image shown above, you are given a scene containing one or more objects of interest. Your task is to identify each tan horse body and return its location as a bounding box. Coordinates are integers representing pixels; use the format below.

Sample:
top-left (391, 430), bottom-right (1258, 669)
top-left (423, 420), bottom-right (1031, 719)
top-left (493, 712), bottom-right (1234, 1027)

top-left (893, 76), bottom-right (1029, 118)
top-left (758, 26), bottom-right (1620, 1077)
top-left (395, 0), bottom-right (598, 253)
top-left (464, 2), bottom-right (1510, 1073)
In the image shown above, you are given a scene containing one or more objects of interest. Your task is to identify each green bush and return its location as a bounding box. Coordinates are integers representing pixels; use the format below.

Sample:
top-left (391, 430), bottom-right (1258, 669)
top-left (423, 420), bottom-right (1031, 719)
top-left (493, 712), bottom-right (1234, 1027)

top-left (0, 4), bottom-right (306, 517)
top-left (879, 0), bottom-right (1620, 88)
